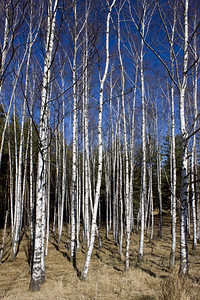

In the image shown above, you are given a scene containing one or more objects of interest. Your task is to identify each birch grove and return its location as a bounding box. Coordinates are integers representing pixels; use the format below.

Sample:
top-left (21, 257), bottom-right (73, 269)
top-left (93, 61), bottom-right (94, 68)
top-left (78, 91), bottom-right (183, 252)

top-left (0, 0), bottom-right (200, 292)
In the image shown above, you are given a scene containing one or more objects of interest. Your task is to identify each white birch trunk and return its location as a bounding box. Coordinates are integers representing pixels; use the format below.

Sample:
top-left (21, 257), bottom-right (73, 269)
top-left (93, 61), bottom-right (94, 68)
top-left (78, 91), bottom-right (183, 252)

top-left (29, 92), bottom-right (34, 261)
top-left (129, 65), bottom-right (138, 234)
top-left (21, 130), bottom-right (30, 231)
top-left (0, 1), bottom-right (12, 166)
top-left (56, 125), bottom-right (61, 237)
top-left (105, 155), bottom-right (110, 238)
top-left (117, 10), bottom-right (130, 271)
top-left (115, 128), bottom-right (119, 245)
top-left (193, 15), bottom-right (200, 242)
top-left (0, 0), bottom-right (9, 96)
top-left (58, 77), bottom-right (66, 244)
top-left (169, 6), bottom-right (177, 268)
top-left (82, 89), bottom-right (86, 243)
top-left (8, 125), bottom-right (14, 240)
top-left (138, 4), bottom-right (146, 261)
top-left (0, 211), bottom-right (9, 261)
top-left (83, 25), bottom-right (90, 245)
top-left (170, 77), bottom-right (177, 267)
top-left (109, 70), bottom-right (114, 233)
top-left (112, 136), bottom-right (117, 241)
top-left (191, 143), bottom-right (197, 249)
top-left (191, 13), bottom-right (198, 250)
top-left (71, 1), bottom-right (78, 266)
top-left (8, 44), bottom-right (29, 255)
top-left (45, 103), bottom-right (51, 255)
top-left (30, 0), bottom-right (58, 291)
top-left (12, 98), bottom-right (19, 255)
top-left (179, 0), bottom-right (189, 275)
top-left (149, 141), bottom-right (154, 242)
top-left (76, 150), bottom-right (81, 250)
top-left (12, 16), bottom-right (35, 256)
top-left (156, 108), bottom-right (162, 238)
top-left (81, 0), bottom-right (116, 281)
top-left (119, 139), bottom-right (123, 257)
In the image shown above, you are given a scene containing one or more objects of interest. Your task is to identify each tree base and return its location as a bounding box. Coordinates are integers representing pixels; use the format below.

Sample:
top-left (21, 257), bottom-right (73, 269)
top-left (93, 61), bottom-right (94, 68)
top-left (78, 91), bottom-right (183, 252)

top-left (179, 264), bottom-right (188, 276)
top-left (125, 262), bottom-right (129, 272)
top-left (192, 243), bottom-right (197, 250)
top-left (169, 251), bottom-right (175, 270)
top-left (137, 253), bottom-right (144, 262)
top-left (11, 254), bottom-right (16, 261)
top-left (41, 273), bottom-right (45, 285)
top-left (80, 273), bottom-right (87, 282)
top-left (29, 278), bottom-right (41, 292)
top-left (157, 231), bottom-right (162, 238)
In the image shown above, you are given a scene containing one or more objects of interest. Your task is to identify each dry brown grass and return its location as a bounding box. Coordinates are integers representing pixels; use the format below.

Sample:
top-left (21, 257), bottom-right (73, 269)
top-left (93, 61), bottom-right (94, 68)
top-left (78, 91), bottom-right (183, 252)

top-left (0, 213), bottom-right (200, 299)
top-left (160, 271), bottom-right (200, 300)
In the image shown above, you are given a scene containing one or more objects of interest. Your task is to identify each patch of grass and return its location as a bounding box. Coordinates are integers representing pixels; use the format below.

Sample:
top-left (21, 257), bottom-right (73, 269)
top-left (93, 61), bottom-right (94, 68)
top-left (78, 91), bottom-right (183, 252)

top-left (159, 272), bottom-right (200, 300)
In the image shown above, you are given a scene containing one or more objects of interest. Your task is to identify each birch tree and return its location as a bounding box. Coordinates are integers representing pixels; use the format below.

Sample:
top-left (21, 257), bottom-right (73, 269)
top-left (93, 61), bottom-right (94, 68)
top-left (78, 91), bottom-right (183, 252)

top-left (81, 0), bottom-right (116, 281)
top-left (71, 0), bottom-right (78, 267)
top-left (128, 0), bottom-right (156, 262)
top-left (57, 71), bottom-right (66, 244)
top-left (190, 8), bottom-right (198, 250)
top-left (82, 9), bottom-right (91, 245)
top-left (169, 2), bottom-right (177, 268)
top-left (69, 0), bottom-right (89, 265)
top-left (29, 0), bottom-right (58, 291)
top-left (117, 0), bottom-right (132, 271)
top-left (138, 1), bottom-right (147, 262)
top-left (157, 0), bottom-right (180, 268)
top-left (12, 0), bottom-right (41, 258)
top-left (193, 8), bottom-right (200, 243)
top-left (178, 0), bottom-right (189, 275)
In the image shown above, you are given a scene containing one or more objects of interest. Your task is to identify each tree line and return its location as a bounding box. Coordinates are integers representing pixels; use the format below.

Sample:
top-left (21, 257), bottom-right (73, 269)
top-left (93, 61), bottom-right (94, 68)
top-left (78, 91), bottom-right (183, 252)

top-left (0, 0), bottom-right (199, 292)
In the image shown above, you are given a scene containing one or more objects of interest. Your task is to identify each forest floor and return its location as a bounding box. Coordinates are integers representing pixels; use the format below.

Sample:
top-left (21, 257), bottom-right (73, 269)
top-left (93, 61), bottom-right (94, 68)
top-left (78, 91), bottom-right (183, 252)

top-left (1, 212), bottom-right (200, 300)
